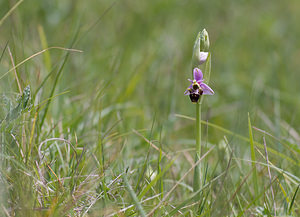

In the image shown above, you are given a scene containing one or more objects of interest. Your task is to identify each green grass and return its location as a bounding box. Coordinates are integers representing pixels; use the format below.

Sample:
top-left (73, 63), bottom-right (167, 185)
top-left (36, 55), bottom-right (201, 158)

top-left (0, 0), bottom-right (300, 216)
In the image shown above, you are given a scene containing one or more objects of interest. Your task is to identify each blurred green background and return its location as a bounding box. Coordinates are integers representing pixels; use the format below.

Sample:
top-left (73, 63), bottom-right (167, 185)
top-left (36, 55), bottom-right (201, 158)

top-left (1, 0), bottom-right (300, 215)
top-left (1, 0), bottom-right (300, 134)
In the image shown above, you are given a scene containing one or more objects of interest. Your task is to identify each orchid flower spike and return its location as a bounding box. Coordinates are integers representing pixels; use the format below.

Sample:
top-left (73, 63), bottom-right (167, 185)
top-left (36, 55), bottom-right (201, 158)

top-left (184, 68), bottom-right (214, 103)
top-left (192, 29), bottom-right (209, 68)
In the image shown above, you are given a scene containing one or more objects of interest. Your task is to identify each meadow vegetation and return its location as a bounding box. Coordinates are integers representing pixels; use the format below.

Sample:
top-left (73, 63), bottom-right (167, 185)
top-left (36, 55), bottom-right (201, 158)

top-left (0, 0), bottom-right (299, 216)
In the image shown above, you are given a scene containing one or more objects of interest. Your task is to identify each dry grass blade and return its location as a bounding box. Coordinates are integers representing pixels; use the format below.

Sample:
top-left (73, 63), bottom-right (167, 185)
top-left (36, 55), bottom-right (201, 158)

top-left (38, 138), bottom-right (72, 161)
top-left (176, 113), bottom-right (299, 166)
top-left (10, 133), bottom-right (24, 160)
top-left (46, 164), bottom-right (62, 187)
top-left (0, 0), bottom-right (23, 27)
top-left (1, 204), bottom-right (10, 217)
top-left (0, 47), bottom-right (82, 80)
top-left (107, 194), bottom-right (161, 217)
top-left (227, 169), bottom-right (253, 204)
top-left (133, 129), bottom-right (171, 160)
top-left (263, 136), bottom-right (276, 214)
top-left (7, 46), bottom-right (22, 94)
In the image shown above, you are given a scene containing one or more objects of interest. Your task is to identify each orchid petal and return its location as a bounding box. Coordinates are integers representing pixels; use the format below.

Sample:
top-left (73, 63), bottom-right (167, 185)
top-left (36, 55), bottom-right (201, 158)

top-left (184, 89), bottom-right (190, 95)
top-left (200, 83), bottom-right (214, 95)
top-left (193, 68), bottom-right (203, 81)
top-left (199, 52), bottom-right (208, 64)
top-left (184, 84), bottom-right (193, 95)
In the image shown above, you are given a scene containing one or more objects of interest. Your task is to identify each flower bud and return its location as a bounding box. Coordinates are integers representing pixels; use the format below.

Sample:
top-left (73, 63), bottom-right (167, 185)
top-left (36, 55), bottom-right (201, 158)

top-left (200, 29), bottom-right (209, 52)
top-left (192, 29), bottom-right (209, 68)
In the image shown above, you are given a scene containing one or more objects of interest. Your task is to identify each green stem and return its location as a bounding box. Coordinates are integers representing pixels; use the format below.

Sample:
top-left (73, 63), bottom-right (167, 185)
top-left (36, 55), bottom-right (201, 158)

top-left (196, 102), bottom-right (201, 158)
top-left (193, 102), bottom-right (202, 200)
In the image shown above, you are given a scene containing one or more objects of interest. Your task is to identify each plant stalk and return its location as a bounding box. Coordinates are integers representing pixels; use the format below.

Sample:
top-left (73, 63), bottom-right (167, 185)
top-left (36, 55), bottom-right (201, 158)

top-left (193, 101), bottom-right (202, 200)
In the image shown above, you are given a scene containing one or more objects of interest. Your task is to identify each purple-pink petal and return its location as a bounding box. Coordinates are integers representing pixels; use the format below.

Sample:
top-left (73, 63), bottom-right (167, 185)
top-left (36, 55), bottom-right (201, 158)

top-left (199, 52), bottom-right (208, 64)
top-left (184, 90), bottom-right (189, 95)
top-left (200, 83), bottom-right (214, 95)
top-left (193, 68), bottom-right (203, 81)
top-left (184, 84), bottom-right (193, 95)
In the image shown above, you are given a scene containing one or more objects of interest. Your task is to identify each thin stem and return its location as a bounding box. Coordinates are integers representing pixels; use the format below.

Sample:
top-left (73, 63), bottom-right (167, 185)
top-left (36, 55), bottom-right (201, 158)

top-left (193, 101), bottom-right (202, 201)
top-left (196, 102), bottom-right (201, 157)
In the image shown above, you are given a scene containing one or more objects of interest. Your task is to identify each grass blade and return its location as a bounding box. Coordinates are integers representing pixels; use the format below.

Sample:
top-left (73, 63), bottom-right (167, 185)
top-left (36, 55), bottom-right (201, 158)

top-left (289, 184), bottom-right (300, 214)
top-left (138, 156), bottom-right (176, 200)
top-left (39, 30), bottom-right (79, 129)
top-left (248, 113), bottom-right (259, 203)
top-left (0, 0), bottom-right (24, 27)
top-left (124, 169), bottom-right (147, 217)
top-left (38, 25), bottom-right (52, 72)
top-left (176, 114), bottom-right (299, 166)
